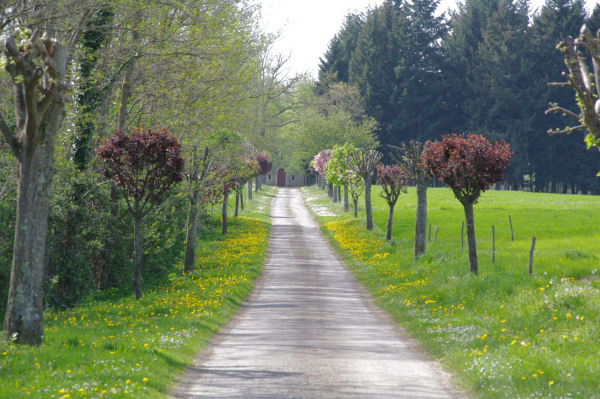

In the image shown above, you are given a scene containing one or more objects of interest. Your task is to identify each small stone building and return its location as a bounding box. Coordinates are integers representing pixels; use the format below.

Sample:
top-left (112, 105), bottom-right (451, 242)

top-left (265, 167), bottom-right (305, 187)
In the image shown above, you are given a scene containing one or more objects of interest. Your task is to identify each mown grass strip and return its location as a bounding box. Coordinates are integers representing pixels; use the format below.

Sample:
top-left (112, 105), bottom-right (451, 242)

top-left (0, 186), bottom-right (275, 399)
top-left (302, 185), bottom-right (600, 399)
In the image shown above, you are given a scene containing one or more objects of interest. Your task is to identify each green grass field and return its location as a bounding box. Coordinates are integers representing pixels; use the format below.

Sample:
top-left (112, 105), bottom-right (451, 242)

top-left (303, 185), bottom-right (600, 399)
top-left (0, 186), bottom-right (275, 399)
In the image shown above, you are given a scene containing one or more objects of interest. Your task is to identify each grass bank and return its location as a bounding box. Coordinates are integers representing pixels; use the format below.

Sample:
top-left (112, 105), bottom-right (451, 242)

top-left (302, 185), bottom-right (600, 399)
top-left (0, 185), bottom-right (275, 399)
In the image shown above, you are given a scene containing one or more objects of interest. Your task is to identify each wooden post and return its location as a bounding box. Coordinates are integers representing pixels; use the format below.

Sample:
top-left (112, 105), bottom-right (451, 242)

top-left (492, 225), bottom-right (495, 264)
top-left (461, 221), bottom-right (464, 251)
top-left (529, 237), bottom-right (536, 276)
top-left (508, 215), bottom-right (514, 241)
top-left (434, 226), bottom-right (439, 241)
top-left (429, 223), bottom-right (432, 243)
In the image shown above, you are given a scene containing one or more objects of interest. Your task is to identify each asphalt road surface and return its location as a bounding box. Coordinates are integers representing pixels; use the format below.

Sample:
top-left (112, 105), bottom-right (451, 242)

top-left (171, 188), bottom-right (461, 399)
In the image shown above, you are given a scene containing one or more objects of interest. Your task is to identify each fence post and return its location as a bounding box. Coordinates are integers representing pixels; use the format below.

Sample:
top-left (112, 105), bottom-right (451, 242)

top-left (529, 237), bottom-right (536, 276)
top-left (508, 215), bottom-right (514, 241)
top-left (434, 226), bottom-right (439, 241)
top-left (492, 225), bottom-right (495, 264)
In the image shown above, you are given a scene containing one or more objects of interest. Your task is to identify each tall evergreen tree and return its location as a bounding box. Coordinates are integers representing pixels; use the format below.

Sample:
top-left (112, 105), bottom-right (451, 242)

top-left (531, 0), bottom-right (600, 192)
top-left (469, 0), bottom-right (533, 187)
top-left (348, 1), bottom-right (405, 146)
top-left (444, 0), bottom-right (501, 134)
top-left (348, 0), bottom-right (447, 148)
top-left (318, 13), bottom-right (365, 84)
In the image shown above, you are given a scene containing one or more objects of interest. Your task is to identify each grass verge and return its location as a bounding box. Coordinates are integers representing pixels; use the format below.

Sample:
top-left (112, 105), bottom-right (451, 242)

top-left (302, 185), bottom-right (600, 399)
top-left (0, 185), bottom-right (275, 399)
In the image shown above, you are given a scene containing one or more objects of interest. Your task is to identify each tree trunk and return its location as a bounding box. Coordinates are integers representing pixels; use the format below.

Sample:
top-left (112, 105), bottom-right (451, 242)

top-left (183, 189), bottom-right (200, 274)
top-left (365, 179), bottom-right (373, 230)
top-left (3, 148), bottom-right (55, 344)
top-left (353, 199), bottom-right (358, 218)
top-left (414, 183), bottom-right (427, 258)
top-left (255, 175), bottom-right (260, 192)
top-left (222, 192), bottom-right (229, 235)
top-left (134, 211), bottom-right (143, 300)
top-left (338, 186), bottom-right (341, 202)
top-left (240, 188), bottom-right (244, 210)
top-left (463, 201), bottom-right (478, 274)
top-left (2, 40), bottom-right (67, 345)
top-left (234, 190), bottom-right (240, 217)
top-left (343, 185), bottom-right (349, 213)
top-left (386, 203), bottom-right (394, 241)
top-left (333, 185), bottom-right (338, 202)
top-left (248, 180), bottom-right (253, 200)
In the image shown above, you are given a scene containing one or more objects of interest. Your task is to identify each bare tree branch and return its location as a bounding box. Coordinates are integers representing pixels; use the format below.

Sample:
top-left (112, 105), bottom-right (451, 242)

top-left (545, 104), bottom-right (581, 121)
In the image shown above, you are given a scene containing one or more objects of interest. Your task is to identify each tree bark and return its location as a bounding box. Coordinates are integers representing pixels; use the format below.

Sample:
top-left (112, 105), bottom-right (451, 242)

top-left (222, 192), bottom-right (229, 235)
top-left (365, 179), bottom-right (373, 230)
top-left (386, 203), bottom-right (394, 241)
top-left (240, 188), bottom-right (244, 210)
top-left (463, 201), bottom-right (478, 274)
top-left (353, 199), bottom-right (358, 218)
top-left (333, 184), bottom-right (338, 202)
top-left (247, 180), bottom-right (253, 200)
top-left (2, 39), bottom-right (67, 346)
top-left (414, 183), bottom-right (427, 258)
top-left (343, 184), bottom-right (349, 213)
top-left (134, 211), bottom-right (143, 300)
top-left (328, 183), bottom-right (333, 197)
top-left (183, 147), bottom-right (209, 275)
top-left (234, 189), bottom-right (240, 217)
top-left (3, 144), bottom-right (55, 344)
top-left (183, 189), bottom-right (200, 274)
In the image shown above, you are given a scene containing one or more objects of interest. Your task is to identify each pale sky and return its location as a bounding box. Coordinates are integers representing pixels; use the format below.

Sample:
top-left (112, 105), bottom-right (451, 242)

top-left (256, 0), bottom-right (599, 78)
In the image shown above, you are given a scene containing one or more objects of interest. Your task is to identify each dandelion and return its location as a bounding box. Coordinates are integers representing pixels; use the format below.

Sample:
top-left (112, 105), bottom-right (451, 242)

top-left (549, 381), bottom-right (554, 386)
top-left (142, 377), bottom-right (149, 383)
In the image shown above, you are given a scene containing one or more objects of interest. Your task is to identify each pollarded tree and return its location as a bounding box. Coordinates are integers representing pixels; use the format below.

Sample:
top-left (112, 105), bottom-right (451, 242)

top-left (347, 170), bottom-right (364, 218)
top-left (347, 149), bottom-right (383, 230)
top-left (377, 164), bottom-right (410, 241)
top-left (311, 149), bottom-right (332, 189)
top-left (97, 128), bottom-right (184, 299)
top-left (546, 24), bottom-right (600, 151)
top-left (254, 151), bottom-right (272, 192)
top-left (0, 29), bottom-right (68, 345)
top-left (421, 133), bottom-right (511, 274)
top-left (391, 141), bottom-right (431, 258)
top-left (325, 143), bottom-right (358, 212)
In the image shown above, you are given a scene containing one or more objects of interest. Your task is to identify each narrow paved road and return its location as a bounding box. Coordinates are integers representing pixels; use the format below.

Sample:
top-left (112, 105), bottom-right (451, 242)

top-left (171, 188), bottom-right (460, 399)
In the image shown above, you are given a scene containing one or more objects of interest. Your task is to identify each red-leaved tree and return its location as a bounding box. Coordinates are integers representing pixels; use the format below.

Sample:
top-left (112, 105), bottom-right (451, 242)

top-left (421, 133), bottom-right (511, 273)
top-left (254, 151), bottom-right (272, 192)
top-left (377, 164), bottom-right (410, 241)
top-left (97, 128), bottom-right (184, 299)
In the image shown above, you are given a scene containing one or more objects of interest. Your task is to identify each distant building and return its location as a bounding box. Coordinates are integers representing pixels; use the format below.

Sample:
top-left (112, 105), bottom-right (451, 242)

top-left (264, 167), bottom-right (305, 187)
